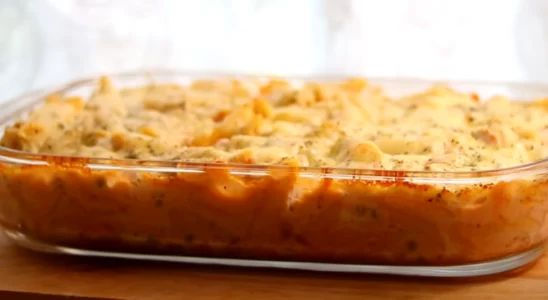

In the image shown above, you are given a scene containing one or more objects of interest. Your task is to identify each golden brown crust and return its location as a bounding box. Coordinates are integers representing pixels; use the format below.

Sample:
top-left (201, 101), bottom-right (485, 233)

top-left (2, 77), bottom-right (548, 172)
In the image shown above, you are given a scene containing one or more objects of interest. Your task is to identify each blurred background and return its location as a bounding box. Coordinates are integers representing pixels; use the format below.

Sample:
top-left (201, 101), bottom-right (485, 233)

top-left (0, 0), bottom-right (546, 101)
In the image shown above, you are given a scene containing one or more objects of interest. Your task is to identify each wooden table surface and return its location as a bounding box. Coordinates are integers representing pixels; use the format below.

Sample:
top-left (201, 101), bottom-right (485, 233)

top-left (1, 234), bottom-right (547, 300)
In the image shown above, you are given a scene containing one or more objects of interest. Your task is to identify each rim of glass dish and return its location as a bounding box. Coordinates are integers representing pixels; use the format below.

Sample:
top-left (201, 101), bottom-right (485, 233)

top-left (0, 69), bottom-right (547, 183)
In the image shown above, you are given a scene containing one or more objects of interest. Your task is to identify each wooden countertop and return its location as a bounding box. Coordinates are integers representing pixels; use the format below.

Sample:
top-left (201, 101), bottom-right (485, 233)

top-left (0, 234), bottom-right (547, 300)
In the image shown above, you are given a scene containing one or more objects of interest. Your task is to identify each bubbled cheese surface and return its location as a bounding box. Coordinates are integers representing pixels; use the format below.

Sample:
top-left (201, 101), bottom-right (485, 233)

top-left (2, 77), bottom-right (548, 172)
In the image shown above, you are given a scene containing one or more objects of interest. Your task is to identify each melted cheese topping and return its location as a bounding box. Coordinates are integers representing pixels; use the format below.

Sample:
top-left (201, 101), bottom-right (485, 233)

top-left (2, 77), bottom-right (548, 172)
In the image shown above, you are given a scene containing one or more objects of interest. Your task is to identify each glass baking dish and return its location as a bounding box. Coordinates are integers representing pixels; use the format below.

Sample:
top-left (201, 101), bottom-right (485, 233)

top-left (0, 70), bottom-right (547, 277)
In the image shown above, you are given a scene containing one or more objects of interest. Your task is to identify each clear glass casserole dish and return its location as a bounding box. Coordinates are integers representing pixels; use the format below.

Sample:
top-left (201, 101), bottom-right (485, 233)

top-left (0, 70), bottom-right (547, 277)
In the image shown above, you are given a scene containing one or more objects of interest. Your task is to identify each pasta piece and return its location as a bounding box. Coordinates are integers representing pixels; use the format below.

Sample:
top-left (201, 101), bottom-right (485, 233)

top-left (472, 124), bottom-right (519, 147)
top-left (143, 84), bottom-right (187, 112)
top-left (330, 137), bottom-right (385, 164)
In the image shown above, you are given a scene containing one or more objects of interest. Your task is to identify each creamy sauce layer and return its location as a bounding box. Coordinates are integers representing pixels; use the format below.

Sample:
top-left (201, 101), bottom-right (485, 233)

top-left (2, 77), bottom-right (548, 171)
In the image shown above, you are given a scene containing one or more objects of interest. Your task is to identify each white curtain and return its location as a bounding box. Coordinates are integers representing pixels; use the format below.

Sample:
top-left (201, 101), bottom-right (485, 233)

top-left (0, 0), bottom-right (546, 101)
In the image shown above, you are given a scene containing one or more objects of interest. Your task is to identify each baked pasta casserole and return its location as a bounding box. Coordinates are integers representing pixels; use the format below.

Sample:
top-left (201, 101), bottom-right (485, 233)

top-left (0, 75), bottom-right (547, 265)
